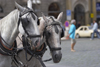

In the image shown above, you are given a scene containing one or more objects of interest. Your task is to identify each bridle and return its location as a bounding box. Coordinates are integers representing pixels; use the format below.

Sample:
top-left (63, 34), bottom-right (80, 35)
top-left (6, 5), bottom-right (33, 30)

top-left (43, 17), bottom-right (63, 52)
top-left (12, 9), bottom-right (46, 67)
top-left (0, 9), bottom-right (41, 56)
top-left (17, 9), bottom-right (48, 66)
top-left (18, 9), bottom-right (41, 39)
top-left (17, 9), bottom-right (42, 51)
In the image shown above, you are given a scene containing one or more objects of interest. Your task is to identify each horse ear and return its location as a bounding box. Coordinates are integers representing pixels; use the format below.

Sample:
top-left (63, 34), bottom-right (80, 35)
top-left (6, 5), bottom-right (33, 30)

top-left (27, 0), bottom-right (33, 10)
top-left (57, 12), bottom-right (63, 21)
top-left (15, 2), bottom-right (24, 12)
top-left (42, 13), bottom-right (48, 23)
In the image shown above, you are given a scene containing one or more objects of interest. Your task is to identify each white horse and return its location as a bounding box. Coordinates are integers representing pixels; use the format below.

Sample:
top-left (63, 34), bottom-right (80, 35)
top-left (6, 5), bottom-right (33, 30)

top-left (12, 12), bottom-right (63, 67)
top-left (41, 13), bottom-right (64, 63)
top-left (0, 2), bottom-right (41, 67)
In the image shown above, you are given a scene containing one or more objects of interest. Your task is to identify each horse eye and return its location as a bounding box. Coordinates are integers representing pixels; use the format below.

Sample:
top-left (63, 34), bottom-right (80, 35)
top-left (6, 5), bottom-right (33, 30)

top-left (37, 19), bottom-right (40, 25)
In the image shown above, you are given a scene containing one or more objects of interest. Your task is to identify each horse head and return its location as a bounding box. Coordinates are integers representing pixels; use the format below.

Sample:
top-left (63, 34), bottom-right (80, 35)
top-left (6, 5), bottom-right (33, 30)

top-left (41, 12), bottom-right (64, 63)
top-left (15, 2), bottom-right (41, 49)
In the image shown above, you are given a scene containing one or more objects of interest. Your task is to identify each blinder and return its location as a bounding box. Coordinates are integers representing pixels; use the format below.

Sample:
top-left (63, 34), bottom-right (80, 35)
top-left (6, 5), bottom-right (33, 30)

top-left (37, 19), bottom-right (40, 25)
top-left (61, 29), bottom-right (64, 37)
top-left (21, 18), bottom-right (29, 26)
top-left (49, 17), bottom-right (64, 38)
top-left (44, 19), bottom-right (64, 38)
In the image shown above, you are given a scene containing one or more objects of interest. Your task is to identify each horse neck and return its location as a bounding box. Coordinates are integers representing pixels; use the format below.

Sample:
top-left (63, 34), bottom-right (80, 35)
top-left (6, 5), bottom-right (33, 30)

top-left (0, 9), bottom-right (19, 48)
top-left (39, 19), bottom-right (46, 35)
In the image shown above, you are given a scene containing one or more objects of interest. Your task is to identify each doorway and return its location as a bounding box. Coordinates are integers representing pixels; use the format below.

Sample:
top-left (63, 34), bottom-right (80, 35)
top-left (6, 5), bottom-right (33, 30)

top-left (74, 4), bottom-right (85, 28)
top-left (48, 2), bottom-right (60, 18)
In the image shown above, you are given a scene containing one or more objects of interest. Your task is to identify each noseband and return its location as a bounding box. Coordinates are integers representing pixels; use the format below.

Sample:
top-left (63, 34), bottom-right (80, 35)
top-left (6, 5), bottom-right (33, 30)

top-left (18, 10), bottom-right (41, 38)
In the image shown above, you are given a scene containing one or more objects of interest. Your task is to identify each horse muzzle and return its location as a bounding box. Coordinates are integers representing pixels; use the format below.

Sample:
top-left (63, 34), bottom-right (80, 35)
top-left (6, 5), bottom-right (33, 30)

top-left (32, 38), bottom-right (41, 48)
top-left (51, 50), bottom-right (62, 63)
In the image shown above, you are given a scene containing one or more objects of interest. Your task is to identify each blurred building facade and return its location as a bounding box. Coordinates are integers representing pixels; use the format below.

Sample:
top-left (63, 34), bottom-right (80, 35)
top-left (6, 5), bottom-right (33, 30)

top-left (0, 0), bottom-right (15, 18)
top-left (66, 0), bottom-right (97, 28)
top-left (0, 0), bottom-right (100, 26)
top-left (0, 0), bottom-right (66, 23)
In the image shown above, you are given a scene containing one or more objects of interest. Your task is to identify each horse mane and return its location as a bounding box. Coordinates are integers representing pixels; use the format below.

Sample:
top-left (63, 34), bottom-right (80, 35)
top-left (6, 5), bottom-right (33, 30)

top-left (38, 16), bottom-right (54, 35)
top-left (0, 9), bottom-right (19, 27)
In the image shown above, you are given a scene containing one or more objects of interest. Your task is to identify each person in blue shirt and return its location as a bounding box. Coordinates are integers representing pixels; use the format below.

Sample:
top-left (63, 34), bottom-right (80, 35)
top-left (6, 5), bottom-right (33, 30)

top-left (68, 19), bottom-right (76, 52)
top-left (90, 20), bottom-right (100, 40)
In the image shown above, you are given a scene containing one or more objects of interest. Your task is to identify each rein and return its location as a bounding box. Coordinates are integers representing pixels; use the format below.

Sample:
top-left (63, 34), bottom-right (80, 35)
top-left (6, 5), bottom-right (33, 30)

top-left (22, 35), bottom-right (47, 58)
top-left (13, 35), bottom-right (47, 67)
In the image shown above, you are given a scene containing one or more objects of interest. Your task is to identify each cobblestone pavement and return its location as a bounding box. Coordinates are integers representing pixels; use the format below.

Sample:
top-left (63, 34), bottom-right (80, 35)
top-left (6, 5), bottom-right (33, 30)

top-left (43, 38), bottom-right (100, 67)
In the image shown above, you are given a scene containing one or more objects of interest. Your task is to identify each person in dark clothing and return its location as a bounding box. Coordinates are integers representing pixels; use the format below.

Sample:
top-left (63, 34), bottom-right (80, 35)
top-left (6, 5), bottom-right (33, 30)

top-left (77, 22), bottom-right (81, 28)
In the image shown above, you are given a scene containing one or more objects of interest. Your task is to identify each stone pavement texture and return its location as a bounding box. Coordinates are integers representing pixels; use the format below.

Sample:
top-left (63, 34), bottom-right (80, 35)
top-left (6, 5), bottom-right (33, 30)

top-left (43, 38), bottom-right (100, 67)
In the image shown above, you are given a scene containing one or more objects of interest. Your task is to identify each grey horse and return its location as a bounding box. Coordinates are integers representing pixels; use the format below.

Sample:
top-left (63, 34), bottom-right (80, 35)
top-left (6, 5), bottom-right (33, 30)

top-left (0, 2), bottom-right (41, 67)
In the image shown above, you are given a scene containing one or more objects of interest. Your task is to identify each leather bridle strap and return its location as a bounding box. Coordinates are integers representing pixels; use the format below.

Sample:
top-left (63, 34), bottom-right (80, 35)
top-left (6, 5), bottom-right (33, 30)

top-left (50, 47), bottom-right (61, 52)
top-left (27, 35), bottom-right (41, 38)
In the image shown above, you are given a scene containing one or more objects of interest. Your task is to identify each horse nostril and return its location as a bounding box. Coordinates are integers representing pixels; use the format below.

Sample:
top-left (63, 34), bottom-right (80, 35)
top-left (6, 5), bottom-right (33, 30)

top-left (35, 40), bottom-right (38, 45)
top-left (55, 54), bottom-right (59, 59)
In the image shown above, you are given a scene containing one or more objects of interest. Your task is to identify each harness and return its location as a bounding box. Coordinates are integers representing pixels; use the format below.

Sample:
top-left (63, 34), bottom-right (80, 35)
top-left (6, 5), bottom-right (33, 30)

top-left (0, 8), bottom-right (42, 67)
top-left (0, 36), bottom-right (17, 56)
top-left (17, 35), bottom-right (46, 67)
top-left (13, 19), bottom-right (63, 67)
top-left (13, 9), bottom-right (46, 67)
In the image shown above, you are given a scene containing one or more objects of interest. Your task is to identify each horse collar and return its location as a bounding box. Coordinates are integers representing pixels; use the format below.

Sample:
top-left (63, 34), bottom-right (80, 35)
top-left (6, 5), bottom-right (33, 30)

top-left (0, 36), bottom-right (17, 56)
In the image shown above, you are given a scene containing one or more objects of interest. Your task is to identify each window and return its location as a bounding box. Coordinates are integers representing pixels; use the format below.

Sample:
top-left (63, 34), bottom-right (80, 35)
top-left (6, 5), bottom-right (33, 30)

top-left (84, 28), bottom-right (87, 30)
top-left (74, 4), bottom-right (85, 26)
top-left (48, 2), bottom-right (60, 18)
top-left (80, 28), bottom-right (83, 31)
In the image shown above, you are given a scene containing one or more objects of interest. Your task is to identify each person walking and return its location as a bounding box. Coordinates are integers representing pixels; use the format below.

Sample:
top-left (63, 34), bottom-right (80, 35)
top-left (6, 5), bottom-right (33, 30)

top-left (90, 20), bottom-right (100, 40)
top-left (68, 19), bottom-right (76, 52)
